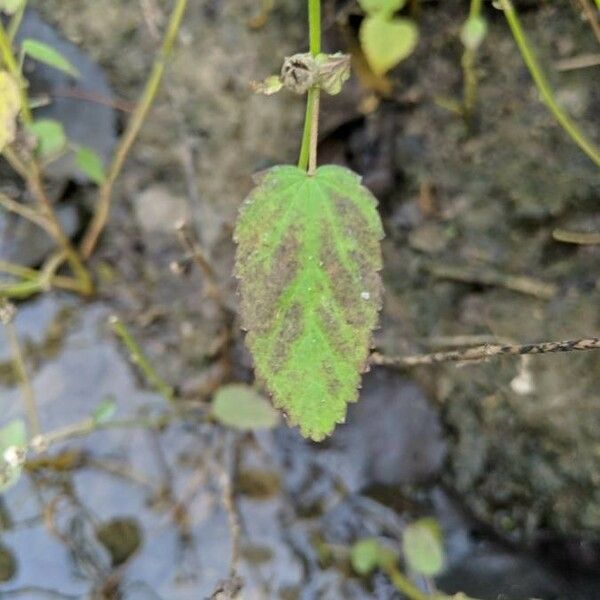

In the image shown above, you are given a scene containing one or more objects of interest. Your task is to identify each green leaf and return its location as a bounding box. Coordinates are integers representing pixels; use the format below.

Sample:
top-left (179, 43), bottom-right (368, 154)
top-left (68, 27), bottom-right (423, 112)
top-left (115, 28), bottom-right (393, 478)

top-left (402, 518), bottom-right (445, 577)
top-left (460, 16), bottom-right (488, 50)
top-left (0, 419), bottom-right (27, 492)
top-left (358, 0), bottom-right (406, 16)
top-left (212, 384), bottom-right (280, 431)
top-left (0, 70), bottom-right (20, 151)
top-left (234, 165), bottom-right (383, 441)
top-left (351, 538), bottom-right (382, 575)
top-left (360, 15), bottom-right (418, 76)
top-left (22, 39), bottom-right (80, 78)
top-left (75, 146), bottom-right (106, 184)
top-left (28, 119), bottom-right (66, 156)
top-left (92, 398), bottom-right (117, 424)
top-left (0, 0), bottom-right (24, 15)
top-left (351, 538), bottom-right (397, 575)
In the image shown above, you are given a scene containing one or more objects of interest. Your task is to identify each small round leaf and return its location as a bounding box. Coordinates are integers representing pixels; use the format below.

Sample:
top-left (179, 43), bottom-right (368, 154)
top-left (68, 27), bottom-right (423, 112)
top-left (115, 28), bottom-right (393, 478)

top-left (360, 16), bottom-right (418, 76)
top-left (402, 518), bottom-right (445, 577)
top-left (350, 538), bottom-right (382, 575)
top-left (212, 384), bottom-right (279, 431)
top-left (460, 16), bottom-right (488, 50)
top-left (28, 119), bottom-right (66, 157)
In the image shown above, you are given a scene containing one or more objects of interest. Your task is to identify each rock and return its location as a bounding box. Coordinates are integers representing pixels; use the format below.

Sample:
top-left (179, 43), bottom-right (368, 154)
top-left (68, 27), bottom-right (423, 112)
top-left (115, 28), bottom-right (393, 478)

top-left (273, 369), bottom-right (447, 501)
top-left (0, 203), bottom-right (79, 267)
top-left (408, 222), bottom-right (452, 254)
top-left (133, 185), bottom-right (189, 235)
top-left (333, 369), bottom-right (447, 488)
top-left (0, 294), bottom-right (67, 364)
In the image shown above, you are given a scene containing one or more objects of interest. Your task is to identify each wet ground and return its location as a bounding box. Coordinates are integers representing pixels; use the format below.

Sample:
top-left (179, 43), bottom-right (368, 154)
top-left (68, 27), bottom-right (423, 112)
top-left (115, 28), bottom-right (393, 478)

top-left (1, 0), bottom-right (600, 598)
top-left (2, 296), bottom-right (599, 599)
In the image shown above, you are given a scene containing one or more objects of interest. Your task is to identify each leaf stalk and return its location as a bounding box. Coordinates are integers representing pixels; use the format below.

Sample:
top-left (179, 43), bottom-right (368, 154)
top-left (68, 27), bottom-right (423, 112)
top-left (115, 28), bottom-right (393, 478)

top-left (298, 0), bottom-right (321, 172)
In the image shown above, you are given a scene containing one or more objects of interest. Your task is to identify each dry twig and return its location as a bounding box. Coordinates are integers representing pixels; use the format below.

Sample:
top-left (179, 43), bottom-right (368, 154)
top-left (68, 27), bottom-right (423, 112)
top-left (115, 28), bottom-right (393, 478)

top-left (427, 263), bottom-right (557, 299)
top-left (577, 0), bottom-right (600, 46)
top-left (552, 228), bottom-right (600, 245)
top-left (371, 337), bottom-right (600, 368)
top-left (1, 300), bottom-right (40, 436)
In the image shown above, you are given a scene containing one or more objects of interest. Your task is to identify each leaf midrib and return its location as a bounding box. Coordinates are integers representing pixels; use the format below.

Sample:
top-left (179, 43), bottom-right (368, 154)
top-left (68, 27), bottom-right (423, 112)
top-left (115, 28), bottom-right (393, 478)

top-left (261, 175), bottom-right (366, 375)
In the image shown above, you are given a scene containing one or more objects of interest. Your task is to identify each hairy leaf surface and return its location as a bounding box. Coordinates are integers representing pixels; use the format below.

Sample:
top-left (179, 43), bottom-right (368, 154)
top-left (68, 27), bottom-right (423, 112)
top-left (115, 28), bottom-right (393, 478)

top-left (234, 165), bottom-right (383, 440)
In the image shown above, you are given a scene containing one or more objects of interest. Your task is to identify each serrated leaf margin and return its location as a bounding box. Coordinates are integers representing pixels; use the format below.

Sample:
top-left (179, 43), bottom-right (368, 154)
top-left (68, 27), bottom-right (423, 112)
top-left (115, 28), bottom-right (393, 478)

top-left (234, 165), bottom-right (384, 440)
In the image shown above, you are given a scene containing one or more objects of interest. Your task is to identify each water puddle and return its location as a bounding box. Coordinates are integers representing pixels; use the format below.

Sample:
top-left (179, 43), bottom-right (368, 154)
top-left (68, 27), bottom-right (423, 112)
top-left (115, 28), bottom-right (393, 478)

top-left (1, 295), bottom-right (599, 599)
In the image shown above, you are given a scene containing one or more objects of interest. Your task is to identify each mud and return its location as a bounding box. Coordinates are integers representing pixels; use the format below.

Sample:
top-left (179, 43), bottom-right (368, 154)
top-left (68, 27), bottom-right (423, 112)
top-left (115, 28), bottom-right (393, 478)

top-left (1, 0), bottom-right (599, 598)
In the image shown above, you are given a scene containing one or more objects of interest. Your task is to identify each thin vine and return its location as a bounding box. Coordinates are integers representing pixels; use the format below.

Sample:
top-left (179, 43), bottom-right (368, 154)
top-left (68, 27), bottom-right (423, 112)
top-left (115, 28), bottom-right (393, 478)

top-left (500, 0), bottom-right (600, 168)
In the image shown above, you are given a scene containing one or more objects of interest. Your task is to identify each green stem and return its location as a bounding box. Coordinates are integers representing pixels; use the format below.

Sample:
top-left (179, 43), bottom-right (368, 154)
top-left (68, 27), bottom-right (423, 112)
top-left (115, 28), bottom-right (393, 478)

top-left (461, 54), bottom-right (476, 120)
top-left (30, 414), bottom-right (176, 451)
top-left (0, 192), bottom-right (51, 230)
top-left (308, 0), bottom-right (321, 55)
top-left (461, 0), bottom-right (482, 121)
top-left (0, 20), bottom-right (32, 125)
top-left (308, 88), bottom-right (320, 175)
top-left (298, 0), bottom-right (321, 171)
top-left (469, 0), bottom-right (482, 18)
top-left (0, 280), bottom-right (43, 299)
top-left (0, 260), bottom-right (85, 294)
top-left (0, 22), bottom-right (93, 295)
top-left (80, 0), bottom-right (189, 259)
top-left (500, 0), bottom-right (600, 168)
top-left (109, 316), bottom-right (175, 405)
top-left (7, 2), bottom-right (26, 43)
top-left (384, 563), bottom-right (429, 600)
top-left (2, 312), bottom-right (40, 437)
top-left (298, 87), bottom-right (316, 170)
top-left (2, 149), bottom-right (88, 289)
top-left (28, 168), bottom-right (94, 295)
